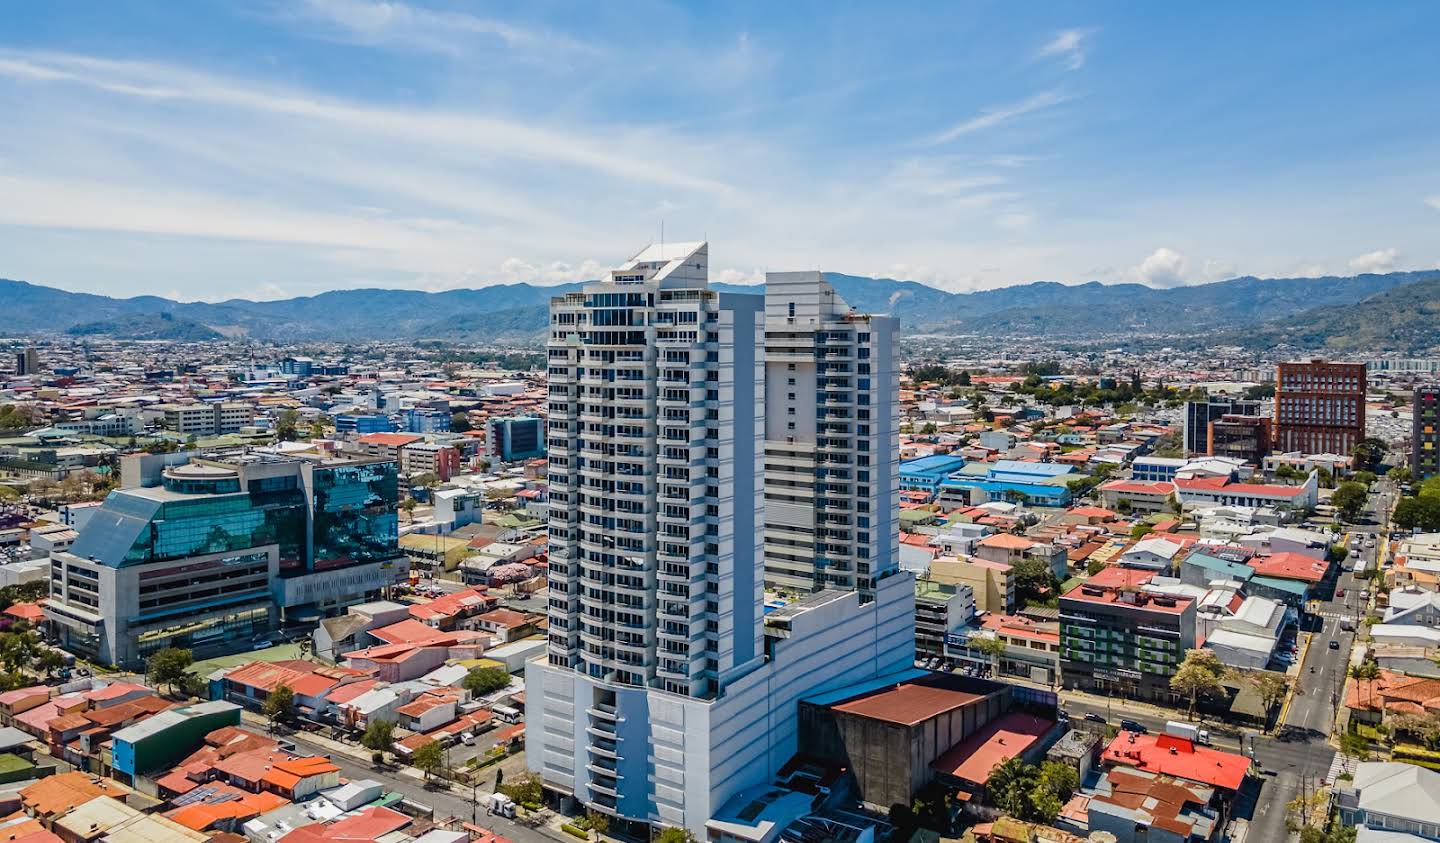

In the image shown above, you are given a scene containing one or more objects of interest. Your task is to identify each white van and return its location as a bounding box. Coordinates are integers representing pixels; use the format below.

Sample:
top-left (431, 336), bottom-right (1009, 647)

top-left (492, 704), bottom-right (521, 723)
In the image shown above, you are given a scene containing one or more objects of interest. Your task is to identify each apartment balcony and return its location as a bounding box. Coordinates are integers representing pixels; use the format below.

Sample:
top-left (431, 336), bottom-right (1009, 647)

top-left (586, 758), bottom-right (620, 779)
top-left (588, 778), bottom-right (618, 798)
top-left (587, 698), bottom-right (620, 720)
top-left (587, 737), bottom-right (619, 759)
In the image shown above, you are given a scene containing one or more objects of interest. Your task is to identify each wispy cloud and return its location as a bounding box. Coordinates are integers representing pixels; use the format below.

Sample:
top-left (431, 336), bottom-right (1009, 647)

top-left (0, 50), bottom-right (729, 195)
top-left (1427, 195), bottom-right (1440, 211)
top-left (926, 90), bottom-right (1070, 144)
top-left (279, 0), bottom-right (596, 57)
top-left (1037, 28), bottom-right (1096, 71)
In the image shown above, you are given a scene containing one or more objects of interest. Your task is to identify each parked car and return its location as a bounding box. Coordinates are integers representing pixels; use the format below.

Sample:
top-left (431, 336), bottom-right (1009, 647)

top-left (1120, 719), bottom-right (1147, 733)
top-left (1084, 712), bottom-right (1107, 724)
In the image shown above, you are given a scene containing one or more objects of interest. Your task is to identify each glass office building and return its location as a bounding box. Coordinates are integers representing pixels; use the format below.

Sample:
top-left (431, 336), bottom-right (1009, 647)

top-left (45, 452), bottom-right (405, 668)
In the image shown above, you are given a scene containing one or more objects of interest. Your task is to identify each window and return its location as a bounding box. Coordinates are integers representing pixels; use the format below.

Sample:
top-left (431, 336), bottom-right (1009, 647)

top-left (788, 302), bottom-right (796, 318)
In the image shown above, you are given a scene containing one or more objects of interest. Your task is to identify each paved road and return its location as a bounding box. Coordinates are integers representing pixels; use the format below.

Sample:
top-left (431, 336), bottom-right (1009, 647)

top-left (1244, 479), bottom-right (1392, 843)
top-left (283, 730), bottom-right (562, 843)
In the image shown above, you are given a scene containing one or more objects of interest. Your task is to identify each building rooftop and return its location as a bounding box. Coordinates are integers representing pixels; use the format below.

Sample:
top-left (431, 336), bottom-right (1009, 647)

top-left (1101, 732), bottom-right (1249, 791)
top-left (829, 672), bottom-right (1002, 727)
top-left (931, 712), bottom-right (1054, 785)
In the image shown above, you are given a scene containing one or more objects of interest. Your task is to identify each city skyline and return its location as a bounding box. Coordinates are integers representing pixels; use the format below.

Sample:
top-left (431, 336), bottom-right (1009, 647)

top-left (3, 2), bottom-right (1439, 300)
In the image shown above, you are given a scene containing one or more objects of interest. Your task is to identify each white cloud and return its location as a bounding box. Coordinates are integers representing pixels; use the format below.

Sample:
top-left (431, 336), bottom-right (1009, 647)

top-left (927, 90), bottom-right (1070, 145)
top-left (1349, 248), bottom-right (1398, 274)
top-left (1201, 259), bottom-right (1236, 280)
top-left (282, 0), bottom-right (594, 57)
top-left (1131, 247), bottom-right (1187, 287)
top-left (1037, 28), bottom-right (1095, 71)
top-left (1426, 196), bottom-right (1440, 211)
top-left (995, 213), bottom-right (1034, 233)
top-left (0, 50), bottom-right (730, 196)
top-left (496, 257), bottom-right (607, 285)
top-left (254, 282), bottom-right (291, 301)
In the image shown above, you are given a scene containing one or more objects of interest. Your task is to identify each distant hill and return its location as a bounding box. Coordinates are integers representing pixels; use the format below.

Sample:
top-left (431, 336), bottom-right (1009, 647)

top-left (65, 312), bottom-right (223, 341)
top-left (1226, 273), bottom-right (1440, 353)
top-left (2, 268), bottom-right (1437, 346)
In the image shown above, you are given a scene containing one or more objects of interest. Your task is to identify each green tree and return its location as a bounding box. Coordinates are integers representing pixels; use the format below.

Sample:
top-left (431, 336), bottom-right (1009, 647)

top-left (1027, 785), bottom-right (1064, 825)
top-left (970, 635), bottom-right (1007, 678)
top-left (585, 810), bottom-right (610, 841)
top-left (1251, 672), bottom-right (1290, 714)
top-left (362, 718), bottom-right (396, 754)
top-left (263, 683), bottom-right (295, 725)
top-left (35, 649), bottom-right (65, 676)
top-left (1131, 523), bottom-right (1153, 539)
top-left (1170, 648), bottom-right (1229, 716)
top-left (462, 666), bottom-right (513, 696)
top-left (1332, 481), bottom-right (1369, 522)
top-left (1352, 437), bottom-right (1388, 472)
top-left (1353, 470), bottom-right (1377, 486)
top-left (1011, 558), bottom-right (1059, 607)
top-left (412, 739), bottom-right (445, 780)
top-left (655, 829), bottom-right (698, 843)
top-left (1115, 498), bottom-right (1133, 515)
top-left (146, 647), bottom-right (195, 696)
top-left (500, 771), bottom-right (543, 807)
top-left (275, 409), bottom-right (300, 442)
top-left (451, 412), bottom-right (472, 433)
top-left (0, 632), bottom-right (38, 673)
top-left (1394, 495), bottom-right (1440, 532)
top-left (1038, 760), bottom-right (1078, 802)
top-left (987, 757), bottom-right (1037, 818)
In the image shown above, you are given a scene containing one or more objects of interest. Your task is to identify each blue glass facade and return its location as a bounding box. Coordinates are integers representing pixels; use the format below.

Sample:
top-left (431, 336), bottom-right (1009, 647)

top-left (310, 461), bottom-right (399, 572)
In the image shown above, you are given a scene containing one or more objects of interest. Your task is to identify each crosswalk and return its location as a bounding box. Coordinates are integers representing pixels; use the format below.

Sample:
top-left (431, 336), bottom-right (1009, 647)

top-left (1326, 752), bottom-right (1357, 785)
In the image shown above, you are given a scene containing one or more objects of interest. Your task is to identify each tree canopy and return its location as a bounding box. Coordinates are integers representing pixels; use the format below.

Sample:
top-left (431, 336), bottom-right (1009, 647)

top-left (146, 647), bottom-right (194, 695)
top-left (462, 666), bottom-right (512, 695)
top-left (1331, 481), bottom-right (1369, 522)
top-left (1170, 648), bottom-right (1228, 716)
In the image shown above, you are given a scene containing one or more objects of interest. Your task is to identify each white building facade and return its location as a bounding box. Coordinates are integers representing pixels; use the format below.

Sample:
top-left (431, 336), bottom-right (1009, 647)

top-left (761, 272), bottom-right (899, 599)
top-left (527, 244), bottom-right (915, 836)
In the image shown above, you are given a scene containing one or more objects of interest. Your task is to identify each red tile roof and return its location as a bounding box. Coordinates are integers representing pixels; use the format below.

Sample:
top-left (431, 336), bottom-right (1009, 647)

top-left (977, 534), bottom-right (1036, 550)
top-left (278, 806), bottom-right (409, 842)
top-left (1248, 552), bottom-right (1328, 583)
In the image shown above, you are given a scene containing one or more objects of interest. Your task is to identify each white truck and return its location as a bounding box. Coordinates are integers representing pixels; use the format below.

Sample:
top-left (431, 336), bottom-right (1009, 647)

top-left (1164, 720), bottom-right (1210, 745)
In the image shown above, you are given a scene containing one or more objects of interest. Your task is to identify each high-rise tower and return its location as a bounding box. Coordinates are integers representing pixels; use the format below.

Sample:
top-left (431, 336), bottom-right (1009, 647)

top-left (761, 272), bottom-right (898, 599)
top-left (541, 241), bottom-right (763, 700)
top-left (528, 244), bottom-right (915, 836)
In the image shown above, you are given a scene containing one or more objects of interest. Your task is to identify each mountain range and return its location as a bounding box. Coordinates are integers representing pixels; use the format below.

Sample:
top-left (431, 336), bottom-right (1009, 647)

top-left (4, 268), bottom-right (1439, 349)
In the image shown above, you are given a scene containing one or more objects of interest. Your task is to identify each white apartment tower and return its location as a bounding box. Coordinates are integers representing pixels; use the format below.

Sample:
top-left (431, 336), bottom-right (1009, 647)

top-left (763, 272), bottom-right (899, 599)
top-left (528, 245), bottom-right (916, 836)
top-left (542, 241), bottom-right (765, 700)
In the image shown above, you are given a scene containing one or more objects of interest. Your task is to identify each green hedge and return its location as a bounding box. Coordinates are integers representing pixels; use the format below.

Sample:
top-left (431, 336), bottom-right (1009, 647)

top-left (561, 823), bottom-right (590, 839)
top-left (1393, 744), bottom-right (1440, 762)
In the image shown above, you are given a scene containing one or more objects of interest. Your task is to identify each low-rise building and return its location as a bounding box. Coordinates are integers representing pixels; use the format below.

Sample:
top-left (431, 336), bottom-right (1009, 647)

top-left (1059, 567), bottom-right (1197, 704)
top-left (1338, 762), bottom-right (1440, 841)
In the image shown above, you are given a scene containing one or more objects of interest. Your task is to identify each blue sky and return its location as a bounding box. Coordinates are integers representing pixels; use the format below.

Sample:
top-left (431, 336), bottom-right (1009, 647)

top-left (1, 1), bottom-right (1438, 301)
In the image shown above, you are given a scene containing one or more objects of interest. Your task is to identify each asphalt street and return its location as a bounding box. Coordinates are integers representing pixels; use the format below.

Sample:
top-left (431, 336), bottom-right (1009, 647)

top-left (282, 729), bottom-right (563, 843)
top-left (1243, 478), bottom-right (1392, 843)
top-left (1059, 480), bottom-right (1393, 843)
